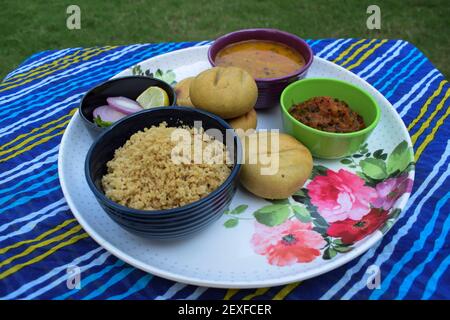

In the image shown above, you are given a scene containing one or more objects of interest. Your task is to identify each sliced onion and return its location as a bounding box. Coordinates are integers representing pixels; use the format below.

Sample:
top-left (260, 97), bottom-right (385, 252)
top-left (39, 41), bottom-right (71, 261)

top-left (93, 105), bottom-right (127, 122)
top-left (107, 96), bottom-right (142, 114)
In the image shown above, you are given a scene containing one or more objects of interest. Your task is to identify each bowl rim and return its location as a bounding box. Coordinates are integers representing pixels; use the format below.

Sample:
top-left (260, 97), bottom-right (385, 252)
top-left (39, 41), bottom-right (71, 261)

top-left (207, 28), bottom-right (314, 83)
top-left (78, 75), bottom-right (177, 131)
top-left (104, 179), bottom-right (232, 220)
top-left (84, 106), bottom-right (242, 216)
top-left (280, 77), bottom-right (381, 137)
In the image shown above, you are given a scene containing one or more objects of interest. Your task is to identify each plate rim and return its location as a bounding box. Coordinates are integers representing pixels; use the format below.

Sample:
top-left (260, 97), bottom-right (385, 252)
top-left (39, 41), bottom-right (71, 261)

top-left (58, 45), bottom-right (414, 288)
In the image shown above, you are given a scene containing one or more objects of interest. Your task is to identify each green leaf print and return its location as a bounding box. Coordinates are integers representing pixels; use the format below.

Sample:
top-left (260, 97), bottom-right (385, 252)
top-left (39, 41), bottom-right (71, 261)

top-left (387, 141), bottom-right (414, 175)
top-left (340, 158), bottom-right (353, 165)
top-left (232, 204), bottom-right (248, 215)
top-left (310, 165), bottom-right (328, 179)
top-left (373, 149), bottom-right (384, 159)
top-left (323, 247), bottom-right (337, 260)
top-left (334, 245), bottom-right (353, 253)
top-left (292, 205), bottom-right (312, 223)
top-left (153, 69), bottom-right (176, 85)
top-left (224, 218), bottom-right (239, 228)
top-left (359, 142), bottom-right (369, 154)
top-left (267, 198), bottom-right (290, 205)
top-left (359, 158), bottom-right (388, 180)
top-left (254, 204), bottom-right (290, 227)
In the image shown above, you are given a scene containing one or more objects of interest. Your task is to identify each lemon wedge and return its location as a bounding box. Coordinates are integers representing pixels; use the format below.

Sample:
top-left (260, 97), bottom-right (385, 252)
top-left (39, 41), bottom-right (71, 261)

top-left (136, 86), bottom-right (169, 109)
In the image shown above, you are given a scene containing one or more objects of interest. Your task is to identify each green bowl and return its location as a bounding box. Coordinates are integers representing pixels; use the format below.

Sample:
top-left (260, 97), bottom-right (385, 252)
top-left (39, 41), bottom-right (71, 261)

top-left (280, 78), bottom-right (381, 159)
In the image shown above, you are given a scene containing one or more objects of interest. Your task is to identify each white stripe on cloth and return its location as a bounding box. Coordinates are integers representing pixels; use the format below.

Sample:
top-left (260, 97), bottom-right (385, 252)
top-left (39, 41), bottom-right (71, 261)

top-left (394, 69), bottom-right (439, 109)
top-left (357, 40), bottom-right (403, 78)
top-left (0, 44), bottom-right (143, 104)
top-left (0, 204), bottom-right (69, 242)
top-left (154, 283), bottom-right (187, 300)
top-left (399, 73), bottom-right (442, 118)
top-left (315, 39), bottom-right (346, 58)
top-left (0, 145), bottom-right (59, 184)
top-left (0, 198), bottom-right (67, 234)
top-left (0, 93), bottom-right (82, 138)
top-left (321, 39), bottom-right (353, 60)
top-left (362, 41), bottom-right (408, 81)
top-left (0, 247), bottom-right (107, 299)
top-left (5, 48), bottom-right (77, 79)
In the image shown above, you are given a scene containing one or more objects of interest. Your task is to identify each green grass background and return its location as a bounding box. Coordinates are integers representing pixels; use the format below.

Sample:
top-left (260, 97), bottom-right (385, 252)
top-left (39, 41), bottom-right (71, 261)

top-left (1, 0), bottom-right (449, 80)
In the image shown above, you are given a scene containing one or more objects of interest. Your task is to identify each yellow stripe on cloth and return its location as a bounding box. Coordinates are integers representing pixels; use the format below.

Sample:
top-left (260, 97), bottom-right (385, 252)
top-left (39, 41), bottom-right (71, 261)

top-left (224, 289), bottom-right (239, 300)
top-left (340, 39), bottom-right (377, 67)
top-left (408, 80), bottom-right (448, 131)
top-left (0, 108), bottom-right (76, 152)
top-left (0, 119), bottom-right (70, 158)
top-left (0, 128), bottom-right (66, 163)
top-left (0, 225), bottom-right (82, 269)
top-left (346, 39), bottom-right (388, 70)
top-left (333, 39), bottom-right (367, 63)
top-left (2, 46), bottom-right (115, 85)
top-left (411, 88), bottom-right (450, 144)
top-left (0, 46), bottom-right (117, 93)
top-left (272, 282), bottom-right (301, 300)
top-left (3, 48), bottom-right (98, 84)
top-left (0, 233), bottom-right (89, 281)
top-left (415, 105), bottom-right (450, 160)
top-left (242, 288), bottom-right (270, 300)
top-left (0, 219), bottom-right (77, 255)
top-left (6, 46), bottom-right (117, 82)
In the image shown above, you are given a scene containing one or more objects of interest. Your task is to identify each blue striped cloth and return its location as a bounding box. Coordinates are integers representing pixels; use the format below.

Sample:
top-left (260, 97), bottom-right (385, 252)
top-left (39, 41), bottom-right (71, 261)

top-left (0, 39), bottom-right (448, 300)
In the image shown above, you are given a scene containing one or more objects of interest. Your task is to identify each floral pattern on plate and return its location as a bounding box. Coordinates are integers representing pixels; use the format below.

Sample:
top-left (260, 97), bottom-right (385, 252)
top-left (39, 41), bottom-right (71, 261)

top-left (224, 140), bottom-right (414, 266)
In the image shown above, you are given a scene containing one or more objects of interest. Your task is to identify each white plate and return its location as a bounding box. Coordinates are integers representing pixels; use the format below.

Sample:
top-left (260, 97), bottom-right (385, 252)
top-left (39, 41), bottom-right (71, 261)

top-left (58, 45), bottom-right (414, 288)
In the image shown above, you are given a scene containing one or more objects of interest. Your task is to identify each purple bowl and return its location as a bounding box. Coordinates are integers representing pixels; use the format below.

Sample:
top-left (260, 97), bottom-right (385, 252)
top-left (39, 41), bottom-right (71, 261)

top-left (208, 28), bottom-right (314, 109)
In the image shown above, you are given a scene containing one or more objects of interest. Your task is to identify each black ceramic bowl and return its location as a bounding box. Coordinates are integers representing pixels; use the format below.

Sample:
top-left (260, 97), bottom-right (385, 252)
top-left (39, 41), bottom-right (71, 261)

top-left (85, 107), bottom-right (242, 240)
top-left (104, 187), bottom-right (232, 225)
top-left (79, 76), bottom-right (176, 138)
